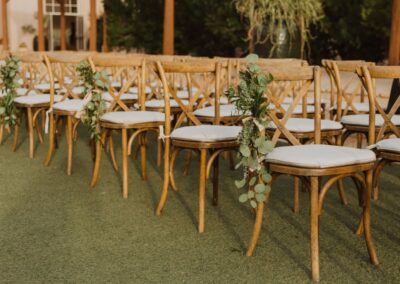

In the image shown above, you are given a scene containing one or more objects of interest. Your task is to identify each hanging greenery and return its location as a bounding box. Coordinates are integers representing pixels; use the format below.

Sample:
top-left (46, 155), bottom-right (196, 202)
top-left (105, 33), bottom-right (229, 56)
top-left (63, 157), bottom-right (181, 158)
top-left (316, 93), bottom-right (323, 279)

top-left (76, 61), bottom-right (109, 141)
top-left (234, 0), bottom-right (324, 58)
top-left (0, 56), bottom-right (22, 129)
top-left (226, 54), bottom-right (274, 208)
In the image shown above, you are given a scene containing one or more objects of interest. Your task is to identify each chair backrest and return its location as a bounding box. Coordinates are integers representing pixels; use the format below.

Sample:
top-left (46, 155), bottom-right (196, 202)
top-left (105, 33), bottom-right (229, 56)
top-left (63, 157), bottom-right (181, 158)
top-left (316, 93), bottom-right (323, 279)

top-left (45, 52), bottom-right (90, 104)
top-left (357, 65), bottom-right (400, 144)
top-left (322, 60), bottom-right (374, 120)
top-left (263, 66), bottom-right (321, 146)
top-left (155, 60), bottom-right (222, 137)
top-left (11, 51), bottom-right (49, 96)
top-left (89, 54), bottom-right (146, 112)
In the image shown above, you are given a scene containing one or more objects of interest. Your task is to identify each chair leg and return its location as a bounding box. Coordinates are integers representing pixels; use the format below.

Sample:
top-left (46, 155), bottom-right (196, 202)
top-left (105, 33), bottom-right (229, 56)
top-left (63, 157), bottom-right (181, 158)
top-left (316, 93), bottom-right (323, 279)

top-left (212, 154), bottom-right (219, 206)
top-left (0, 123), bottom-right (4, 145)
top-left (363, 169), bottom-right (379, 265)
top-left (293, 176), bottom-right (300, 213)
top-left (356, 133), bottom-right (363, 148)
top-left (121, 128), bottom-right (129, 199)
top-left (140, 133), bottom-right (147, 180)
top-left (90, 139), bottom-right (102, 188)
top-left (246, 201), bottom-right (265, 256)
top-left (198, 148), bottom-right (207, 233)
top-left (310, 176), bottom-right (320, 282)
top-left (27, 107), bottom-right (35, 158)
top-left (157, 138), bottom-right (162, 167)
top-left (44, 113), bottom-right (55, 166)
top-left (183, 149), bottom-right (192, 176)
top-left (108, 134), bottom-right (118, 171)
top-left (156, 138), bottom-right (171, 216)
top-left (336, 179), bottom-right (348, 205)
top-left (66, 115), bottom-right (73, 176)
top-left (12, 121), bottom-right (20, 152)
top-left (372, 159), bottom-right (386, 201)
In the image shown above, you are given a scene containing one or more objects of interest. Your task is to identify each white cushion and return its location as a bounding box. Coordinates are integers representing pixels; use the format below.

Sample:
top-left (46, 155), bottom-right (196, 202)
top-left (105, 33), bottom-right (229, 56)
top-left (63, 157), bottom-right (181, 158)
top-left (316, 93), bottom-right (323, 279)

top-left (268, 118), bottom-right (343, 132)
top-left (101, 111), bottom-right (165, 124)
top-left (271, 103), bottom-right (315, 114)
top-left (333, 102), bottom-right (370, 112)
top-left (129, 86), bottom-right (152, 94)
top-left (53, 99), bottom-right (85, 112)
top-left (0, 88), bottom-right (37, 97)
top-left (266, 144), bottom-right (376, 168)
top-left (14, 94), bottom-right (63, 105)
top-left (34, 83), bottom-right (60, 91)
top-left (145, 99), bottom-right (189, 108)
top-left (101, 92), bottom-right (138, 102)
top-left (193, 104), bottom-right (244, 117)
top-left (220, 96), bottom-right (229, 105)
top-left (171, 125), bottom-right (241, 142)
top-left (341, 114), bottom-right (400, 126)
top-left (376, 138), bottom-right (400, 153)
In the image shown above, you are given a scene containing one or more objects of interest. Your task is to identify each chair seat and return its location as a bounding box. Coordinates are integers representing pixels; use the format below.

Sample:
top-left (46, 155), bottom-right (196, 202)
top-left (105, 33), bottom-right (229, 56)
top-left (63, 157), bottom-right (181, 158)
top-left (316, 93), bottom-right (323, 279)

top-left (171, 125), bottom-right (241, 142)
top-left (333, 102), bottom-right (370, 112)
top-left (341, 114), bottom-right (400, 126)
top-left (270, 103), bottom-right (315, 114)
top-left (14, 94), bottom-right (63, 105)
top-left (283, 97), bottom-right (328, 105)
top-left (129, 86), bottom-right (152, 94)
top-left (220, 96), bottom-right (230, 105)
top-left (34, 83), bottom-right (60, 91)
top-left (145, 99), bottom-right (189, 108)
top-left (0, 88), bottom-right (36, 97)
top-left (193, 104), bottom-right (244, 117)
top-left (101, 111), bottom-right (165, 124)
top-left (376, 138), bottom-right (400, 153)
top-left (101, 92), bottom-right (138, 102)
top-left (268, 118), bottom-right (343, 132)
top-left (53, 99), bottom-right (84, 112)
top-left (266, 144), bottom-right (376, 168)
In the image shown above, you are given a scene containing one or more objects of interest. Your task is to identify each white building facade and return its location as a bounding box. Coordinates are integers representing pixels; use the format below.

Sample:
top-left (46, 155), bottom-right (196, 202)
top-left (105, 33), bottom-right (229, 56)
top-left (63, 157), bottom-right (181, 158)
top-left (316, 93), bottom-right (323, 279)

top-left (1, 0), bottom-right (103, 51)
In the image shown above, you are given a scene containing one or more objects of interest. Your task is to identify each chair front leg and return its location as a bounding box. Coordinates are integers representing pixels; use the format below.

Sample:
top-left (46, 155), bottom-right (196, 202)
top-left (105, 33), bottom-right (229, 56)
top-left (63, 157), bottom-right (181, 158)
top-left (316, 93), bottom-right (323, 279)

top-left (44, 113), bottom-right (55, 166)
top-left (121, 128), bottom-right (129, 199)
top-left (66, 115), bottom-right (73, 176)
top-left (140, 132), bottom-right (147, 180)
top-left (156, 138), bottom-right (171, 216)
top-left (310, 176), bottom-right (320, 282)
top-left (198, 148), bottom-right (207, 233)
top-left (246, 201), bottom-right (265, 256)
top-left (90, 138), bottom-right (102, 188)
top-left (212, 153), bottom-right (219, 206)
top-left (27, 107), bottom-right (34, 158)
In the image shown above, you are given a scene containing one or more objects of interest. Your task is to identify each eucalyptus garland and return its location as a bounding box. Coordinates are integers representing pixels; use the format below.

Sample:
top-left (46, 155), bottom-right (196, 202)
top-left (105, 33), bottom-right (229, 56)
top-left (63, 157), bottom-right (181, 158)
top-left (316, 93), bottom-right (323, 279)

top-left (226, 54), bottom-right (274, 208)
top-left (76, 61), bottom-right (109, 141)
top-left (0, 56), bottom-right (22, 129)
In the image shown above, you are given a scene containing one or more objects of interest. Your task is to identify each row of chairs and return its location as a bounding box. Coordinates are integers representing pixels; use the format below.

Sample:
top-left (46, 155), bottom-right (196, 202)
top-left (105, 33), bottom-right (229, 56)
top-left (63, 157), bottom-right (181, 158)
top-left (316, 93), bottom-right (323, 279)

top-left (0, 51), bottom-right (399, 281)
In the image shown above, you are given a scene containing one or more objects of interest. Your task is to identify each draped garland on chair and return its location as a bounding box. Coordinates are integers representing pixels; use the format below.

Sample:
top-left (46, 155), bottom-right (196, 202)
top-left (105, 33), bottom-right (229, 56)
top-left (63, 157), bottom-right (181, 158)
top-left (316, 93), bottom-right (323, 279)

top-left (76, 61), bottom-right (109, 141)
top-left (0, 57), bottom-right (22, 129)
top-left (226, 54), bottom-right (274, 208)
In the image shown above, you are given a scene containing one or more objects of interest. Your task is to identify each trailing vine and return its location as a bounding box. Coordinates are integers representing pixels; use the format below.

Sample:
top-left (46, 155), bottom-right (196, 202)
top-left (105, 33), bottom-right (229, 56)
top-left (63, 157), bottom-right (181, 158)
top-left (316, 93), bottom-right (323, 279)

top-left (76, 61), bottom-right (109, 141)
top-left (0, 56), bottom-right (22, 129)
top-left (226, 54), bottom-right (274, 208)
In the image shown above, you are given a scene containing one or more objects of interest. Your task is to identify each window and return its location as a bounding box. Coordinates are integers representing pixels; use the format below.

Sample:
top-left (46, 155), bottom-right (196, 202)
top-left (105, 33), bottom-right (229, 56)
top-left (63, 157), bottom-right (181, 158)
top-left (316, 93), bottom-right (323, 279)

top-left (45, 0), bottom-right (78, 15)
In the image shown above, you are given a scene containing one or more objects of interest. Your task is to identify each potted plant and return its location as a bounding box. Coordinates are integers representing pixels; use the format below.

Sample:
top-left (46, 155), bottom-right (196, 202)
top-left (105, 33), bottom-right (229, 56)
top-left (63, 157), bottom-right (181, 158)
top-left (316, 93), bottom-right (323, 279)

top-left (234, 0), bottom-right (324, 58)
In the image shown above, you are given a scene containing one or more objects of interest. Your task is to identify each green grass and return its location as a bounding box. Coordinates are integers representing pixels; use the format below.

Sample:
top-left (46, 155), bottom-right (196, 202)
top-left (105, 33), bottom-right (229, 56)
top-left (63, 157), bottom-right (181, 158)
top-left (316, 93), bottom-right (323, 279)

top-left (0, 127), bottom-right (399, 283)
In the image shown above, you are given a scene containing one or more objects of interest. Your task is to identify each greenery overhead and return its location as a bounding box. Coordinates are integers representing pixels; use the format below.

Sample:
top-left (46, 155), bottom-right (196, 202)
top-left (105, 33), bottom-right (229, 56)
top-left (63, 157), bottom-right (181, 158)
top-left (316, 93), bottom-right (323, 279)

top-left (76, 62), bottom-right (109, 141)
top-left (226, 54), bottom-right (273, 207)
top-left (102, 0), bottom-right (391, 62)
top-left (0, 57), bottom-right (22, 129)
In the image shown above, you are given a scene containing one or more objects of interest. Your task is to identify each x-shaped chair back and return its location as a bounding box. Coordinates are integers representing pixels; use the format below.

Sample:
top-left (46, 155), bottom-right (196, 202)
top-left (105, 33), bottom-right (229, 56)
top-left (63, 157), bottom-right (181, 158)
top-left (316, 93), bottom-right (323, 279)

top-left (358, 65), bottom-right (400, 143)
top-left (45, 53), bottom-right (89, 105)
top-left (11, 52), bottom-right (49, 95)
top-left (323, 60), bottom-right (374, 119)
top-left (263, 66), bottom-right (321, 146)
top-left (155, 60), bottom-right (222, 136)
top-left (90, 55), bottom-right (146, 112)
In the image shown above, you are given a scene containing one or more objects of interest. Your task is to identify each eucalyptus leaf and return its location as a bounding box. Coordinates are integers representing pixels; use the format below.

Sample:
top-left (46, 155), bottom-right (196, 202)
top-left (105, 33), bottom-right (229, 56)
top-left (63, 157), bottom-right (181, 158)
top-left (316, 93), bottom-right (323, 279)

top-left (239, 193), bottom-right (248, 203)
top-left (250, 200), bottom-right (257, 208)
top-left (255, 183), bottom-right (266, 193)
top-left (239, 144), bottom-right (251, 157)
top-left (255, 193), bottom-right (266, 202)
top-left (234, 179), bottom-right (246, 189)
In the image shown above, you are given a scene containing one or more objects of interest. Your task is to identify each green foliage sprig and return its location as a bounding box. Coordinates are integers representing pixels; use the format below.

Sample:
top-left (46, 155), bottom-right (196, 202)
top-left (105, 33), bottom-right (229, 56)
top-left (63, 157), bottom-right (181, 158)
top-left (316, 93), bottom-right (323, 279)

top-left (0, 56), bottom-right (22, 129)
top-left (226, 54), bottom-right (274, 208)
top-left (76, 61), bottom-right (109, 141)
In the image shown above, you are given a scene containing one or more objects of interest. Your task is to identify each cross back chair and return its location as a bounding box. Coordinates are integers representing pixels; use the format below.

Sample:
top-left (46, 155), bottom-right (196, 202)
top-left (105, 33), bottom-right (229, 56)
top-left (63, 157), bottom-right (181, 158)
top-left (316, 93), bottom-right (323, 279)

top-left (10, 52), bottom-right (57, 158)
top-left (356, 65), bottom-right (400, 200)
top-left (89, 56), bottom-right (167, 199)
top-left (44, 52), bottom-right (89, 175)
top-left (246, 66), bottom-right (378, 282)
top-left (155, 60), bottom-right (242, 233)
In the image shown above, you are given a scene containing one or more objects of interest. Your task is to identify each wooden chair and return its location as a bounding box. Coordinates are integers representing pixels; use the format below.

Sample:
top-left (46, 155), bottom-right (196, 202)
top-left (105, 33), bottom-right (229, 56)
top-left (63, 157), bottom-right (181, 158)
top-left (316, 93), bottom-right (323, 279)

top-left (155, 60), bottom-right (241, 233)
top-left (322, 60), bottom-right (377, 147)
top-left (10, 52), bottom-right (59, 158)
top-left (89, 56), bottom-right (166, 199)
top-left (0, 51), bottom-right (10, 144)
top-left (246, 66), bottom-right (378, 282)
top-left (43, 53), bottom-right (89, 175)
top-left (356, 65), bottom-right (400, 200)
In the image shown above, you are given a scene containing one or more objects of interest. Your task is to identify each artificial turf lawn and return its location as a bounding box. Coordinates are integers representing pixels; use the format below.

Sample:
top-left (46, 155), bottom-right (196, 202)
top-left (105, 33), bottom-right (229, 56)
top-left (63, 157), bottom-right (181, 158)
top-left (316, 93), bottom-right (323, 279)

top-left (0, 127), bottom-right (399, 283)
